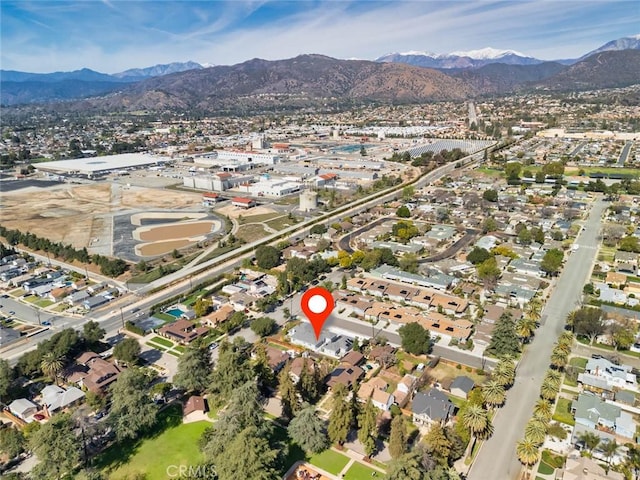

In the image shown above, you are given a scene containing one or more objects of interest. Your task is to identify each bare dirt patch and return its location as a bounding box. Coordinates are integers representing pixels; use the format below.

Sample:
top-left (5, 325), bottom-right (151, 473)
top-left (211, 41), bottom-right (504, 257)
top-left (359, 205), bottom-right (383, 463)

top-left (136, 221), bottom-right (218, 242)
top-left (120, 186), bottom-right (201, 209)
top-left (215, 204), bottom-right (277, 219)
top-left (136, 239), bottom-right (193, 256)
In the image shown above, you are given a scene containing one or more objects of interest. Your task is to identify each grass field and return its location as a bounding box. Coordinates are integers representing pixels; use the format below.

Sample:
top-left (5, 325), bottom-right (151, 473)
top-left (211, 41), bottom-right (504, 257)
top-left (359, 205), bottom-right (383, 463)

top-left (552, 398), bottom-right (575, 426)
top-left (236, 224), bottom-right (270, 243)
top-left (34, 298), bottom-right (54, 308)
top-left (196, 243), bottom-right (241, 264)
top-left (474, 167), bottom-right (504, 177)
top-left (343, 462), bottom-right (382, 479)
top-left (569, 357), bottom-right (588, 369)
top-left (309, 449), bottom-right (350, 475)
top-left (150, 336), bottom-right (174, 348)
top-left (153, 312), bottom-right (176, 322)
top-left (597, 245), bottom-right (616, 262)
top-left (129, 264), bottom-right (180, 284)
top-left (52, 303), bottom-right (71, 312)
top-left (237, 212), bottom-right (281, 224)
top-left (146, 342), bottom-right (167, 352)
top-left (564, 166), bottom-right (640, 177)
top-left (95, 406), bottom-right (209, 480)
top-left (265, 216), bottom-right (299, 231)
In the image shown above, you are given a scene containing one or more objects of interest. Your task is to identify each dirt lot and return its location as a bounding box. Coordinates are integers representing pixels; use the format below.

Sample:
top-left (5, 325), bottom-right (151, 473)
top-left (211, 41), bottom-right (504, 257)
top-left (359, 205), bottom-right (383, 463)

top-left (136, 221), bottom-right (218, 242)
top-left (215, 204), bottom-right (277, 219)
top-left (0, 182), bottom-right (202, 249)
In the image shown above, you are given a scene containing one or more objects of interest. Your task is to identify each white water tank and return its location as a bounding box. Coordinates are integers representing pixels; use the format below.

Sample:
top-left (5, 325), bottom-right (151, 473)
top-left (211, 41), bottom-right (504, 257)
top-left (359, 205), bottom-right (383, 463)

top-left (299, 190), bottom-right (318, 212)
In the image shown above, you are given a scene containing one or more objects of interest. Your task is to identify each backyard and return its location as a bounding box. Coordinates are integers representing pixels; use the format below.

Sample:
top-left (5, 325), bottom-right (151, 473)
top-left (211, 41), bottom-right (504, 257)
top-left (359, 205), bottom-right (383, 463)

top-left (552, 398), bottom-right (575, 426)
top-left (309, 449), bottom-right (351, 476)
top-left (94, 405), bottom-right (209, 480)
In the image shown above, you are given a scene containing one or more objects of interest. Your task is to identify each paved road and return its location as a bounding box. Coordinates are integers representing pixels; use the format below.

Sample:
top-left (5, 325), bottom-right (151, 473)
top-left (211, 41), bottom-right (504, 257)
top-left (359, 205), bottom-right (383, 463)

top-left (468, 197), bottom-right (607, 480)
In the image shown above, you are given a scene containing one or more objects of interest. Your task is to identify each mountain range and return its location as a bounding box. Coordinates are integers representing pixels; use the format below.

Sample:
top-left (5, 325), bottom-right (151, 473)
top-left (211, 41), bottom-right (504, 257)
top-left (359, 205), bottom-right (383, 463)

top-left (1, 35), bottom-right (639, 109)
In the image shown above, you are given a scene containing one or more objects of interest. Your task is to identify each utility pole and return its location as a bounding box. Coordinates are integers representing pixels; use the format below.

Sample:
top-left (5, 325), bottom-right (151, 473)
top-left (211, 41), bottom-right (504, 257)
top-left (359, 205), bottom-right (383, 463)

top-left (119, 307), bottom-right (125, 330)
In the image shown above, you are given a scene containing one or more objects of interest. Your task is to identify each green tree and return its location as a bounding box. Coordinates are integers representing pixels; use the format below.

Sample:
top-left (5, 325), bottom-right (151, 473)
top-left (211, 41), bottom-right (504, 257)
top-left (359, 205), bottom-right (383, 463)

top-left (0, 426), bottom-right (25, 459)
top-left (517, 227), bottom-right (532, 245)
top-left (40, 352), bottom-right (64, 385)
top-left (255, 245), bottom-right (281, 269)
top-left (524, 417), bottom-right (548, 445)
top-left (279, 364), bottom-right (299, 419)
top-left (298, 359), bottom-right (321, 404)
top-left (328, 384), bottom-right (353, 445)
top-left (250, 317), bottom-right (277, 337)
top-left (29, 413), bottom-right (81, 480)
top-left (214, 425), bottom-right (279, 480)
top-left (85, 390), bottom-right (107, 412)
top-left (483, 189), bottom-right (498, 202)
top-left (486, 314), bottom-right (520, 358)
top-left (0, 358), bottom-right (13, 402)
top-left (109, 368), bottom-right (157, 441)
top-left (398, 322), bottom-right (431, 355)
top-left (399, 253), bottom-right (419, 274)
top-left (505, 162), bottom-right (522, 181)
top-left (619, 236), bottom-right (640, 253)
top-left (541, 248), bottom-right (564, 276)
top-left (396, 205), bottom-right (411, 218)
top-left (572, 307), bottom-right (605, 344)
top-left (174, 345), bottom-right (212, 393)
top-left (481, 380), bottom-right (506, 409)
top-left (481, 218), bottom-right (497, 234)
top-left (389, 415), bottom-right (408, 459)
top-left (209, 339), bottom-right (254, 401)
top-left (516, 437), bottom-right (540, 477)
top-left (113, 337), bottom-right (141, 365)
top-left (422, 423), bottom-right (452, 464)
top-left (576, 431), bottom-right (600, 454)
top-left (385, 450), bottom-right (425, 480)
top-left (467, 247), bottom-right (491, 265)
top-left (357, 398), bottom-right (378, 457)
top-left (82, 321), bottom-right (106, 346)
top-left (461, 403), bottom-right (493, 440)
top-left (476, 256), bottom-right (500, 290)
top-left (288, 403), bottom-right (329, 454)
top-left (402, 185), bottom-right (415, 201)
top-left (516, 316), bottom-right (537, 343)
top-left (194, 297), bottom-right (212, 317)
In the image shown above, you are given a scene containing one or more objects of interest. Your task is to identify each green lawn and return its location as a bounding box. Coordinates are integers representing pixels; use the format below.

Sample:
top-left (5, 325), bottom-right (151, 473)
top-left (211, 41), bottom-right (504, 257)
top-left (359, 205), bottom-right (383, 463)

top-left (150, 336), bottom-right (174, 348)
top-left (153, 312), bottom-right (176, 322)
top-left (174, 346), bottom-right (186, 353)
top-left (23, 295), bottom-right (38, 304)
top-left (34, 298), bottom-right (54, 308)
top-left (344, 462), bottom-right (382, 479)
top-left (552, 398), bottom-right (575, 426)
top-left (265, 216), bottom-right (299, 231)
top-left (52, 303), bottom-right (71, 312)
top-left (569, 357), bottom-right (588, 369)
top-left (167, 350), bottom-right (181, 357)
top-left (309, 449), bottom-right (350, 475)
top-left (542, 450), bottom-right (564, 469)
top-left (538, 462), bottom-right (554, 475)
top-left (146, 342), bottom-right (167, 352)
top-left (96, 407), bottom-right (209, 480)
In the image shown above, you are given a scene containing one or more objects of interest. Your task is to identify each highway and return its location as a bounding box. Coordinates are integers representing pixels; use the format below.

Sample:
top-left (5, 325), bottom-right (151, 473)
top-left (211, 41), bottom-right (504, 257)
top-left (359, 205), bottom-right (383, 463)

top-left (467, 197), bottom-right (607, 480)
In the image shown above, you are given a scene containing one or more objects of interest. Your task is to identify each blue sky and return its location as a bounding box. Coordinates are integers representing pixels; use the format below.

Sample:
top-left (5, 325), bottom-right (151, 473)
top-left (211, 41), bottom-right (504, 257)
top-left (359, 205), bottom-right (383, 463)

top-left (1, 0), bottom-right (639, 73)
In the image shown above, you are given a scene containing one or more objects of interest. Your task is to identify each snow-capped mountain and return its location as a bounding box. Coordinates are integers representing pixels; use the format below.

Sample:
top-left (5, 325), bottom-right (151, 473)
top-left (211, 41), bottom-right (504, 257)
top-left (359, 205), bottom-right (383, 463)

top-left (579, 34), bottom-right (640, 59)
top-left (113, 61), bottom-right (203, 79)
top-left (375, 47), bottom-right (542, 69)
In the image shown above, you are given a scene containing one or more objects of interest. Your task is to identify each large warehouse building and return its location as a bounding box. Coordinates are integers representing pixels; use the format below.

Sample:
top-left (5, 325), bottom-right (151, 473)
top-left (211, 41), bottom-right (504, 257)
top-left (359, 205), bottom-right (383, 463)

top-left (35, 153), bottom-right (172, 177)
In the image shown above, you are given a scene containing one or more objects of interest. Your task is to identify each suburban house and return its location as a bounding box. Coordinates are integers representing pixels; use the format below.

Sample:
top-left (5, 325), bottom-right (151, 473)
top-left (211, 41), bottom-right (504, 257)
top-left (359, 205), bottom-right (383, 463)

top-left (289, 357), bottom-right (318, 384)
top-left (259, 346), bottom-right (290, 373)
top-left (392, 374), bottom-right (418, 407)
top-left (449, 376), bottom-right (475, 400)
top-left (358, 377), bottom-right (395, 411)
top-left (577, 358), bottom-right (638, 392)
top-left (412, 388), bottom-right (455, 426)
top-left (201, 304), bottom-right (235, 327)
top-left (183, 395), bottom-right (208, 423)
top-left (325, 364), bottom-right (365, 390)
top-left (8, 398), bottom-right (39, 422)
top-left (288, 322), bottom-right (353, 358)
top-left (561, 455), bottom-right (624, 480)
top-left (41, 385), bottom-right (85, 413)
top-left (572, 393), bottom-right (635, 440)
top-left (158, 319), bottom-right (209, 345)
top-left (67, 352), bottom-right (122, 393)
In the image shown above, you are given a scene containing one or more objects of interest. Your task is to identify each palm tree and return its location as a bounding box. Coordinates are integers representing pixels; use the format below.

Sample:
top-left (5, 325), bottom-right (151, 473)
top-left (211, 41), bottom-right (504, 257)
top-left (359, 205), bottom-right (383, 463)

top-left (544, 369), bottom-right (562, 386)
top-left (539, 379), bottom-right (559, 402)
top-left (526, 299), bottom-right (542, 323)
top-left (601, 439), bottom-right (621, 467)
top-left (624, 444), bottom-right (640, 480)
top-left (516, 437), bottom-right (540, 479)
top-left (493, 356), bottom-right (516, 388)
top-left (533, 399), bottom-right (553, 421)
top-left (41, 352), bottom-right (64, 385)
top-left (461, 404), bottom-right (493, 440)
top-left (482, 380), bottom-right (506, 409)
top-left (516, 317), bottom-right (537, 342)
top-left (577, 431), bottom-right (601, 454)
top-left (550, 349), bottom-right (568, 370)
top-left (524, 418), bottom-right (548, 445)
top-left (554, 340), bottom-right (572, 356)
top-left (558, 331), bottom-right (574, 346)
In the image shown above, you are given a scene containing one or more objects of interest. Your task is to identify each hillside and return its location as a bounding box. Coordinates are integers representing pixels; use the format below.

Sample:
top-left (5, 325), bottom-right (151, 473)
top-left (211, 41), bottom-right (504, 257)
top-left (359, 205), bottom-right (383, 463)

top-left (539, 50), bottom-right (640, 91)
top-left (453, 62), bottom-right (567, 94)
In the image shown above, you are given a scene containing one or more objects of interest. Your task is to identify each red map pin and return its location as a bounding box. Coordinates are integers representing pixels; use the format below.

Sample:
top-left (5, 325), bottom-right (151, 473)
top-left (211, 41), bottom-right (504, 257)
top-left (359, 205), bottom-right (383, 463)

top-left (300, 287), bottom-right (334, 340)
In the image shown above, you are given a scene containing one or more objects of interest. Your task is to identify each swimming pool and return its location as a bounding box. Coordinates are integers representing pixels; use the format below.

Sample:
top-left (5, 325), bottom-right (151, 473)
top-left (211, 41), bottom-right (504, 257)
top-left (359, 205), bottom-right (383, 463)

top-left (331, 144), bottom-right (375, 153)
top-left (166, 308), bottom-right (184, 318)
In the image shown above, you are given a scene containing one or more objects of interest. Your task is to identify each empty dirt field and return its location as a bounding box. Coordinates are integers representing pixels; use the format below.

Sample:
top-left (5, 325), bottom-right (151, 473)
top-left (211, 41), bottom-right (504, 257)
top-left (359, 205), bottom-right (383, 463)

top-left (215, 204), bottom-right (277, 219)
top-left (0, 182), bottom-right (203, 249)
top-left (135, 221), bottom-right (219, 242)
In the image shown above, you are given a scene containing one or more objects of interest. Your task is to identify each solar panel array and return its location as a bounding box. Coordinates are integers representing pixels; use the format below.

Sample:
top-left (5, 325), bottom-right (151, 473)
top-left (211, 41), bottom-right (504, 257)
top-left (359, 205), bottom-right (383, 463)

top-left (407, 139), bottom-right (493, 158)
